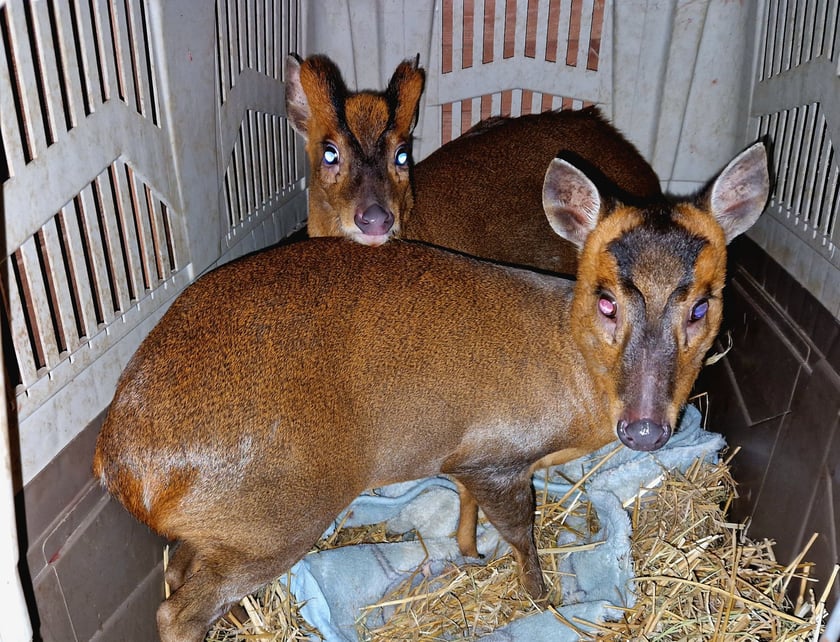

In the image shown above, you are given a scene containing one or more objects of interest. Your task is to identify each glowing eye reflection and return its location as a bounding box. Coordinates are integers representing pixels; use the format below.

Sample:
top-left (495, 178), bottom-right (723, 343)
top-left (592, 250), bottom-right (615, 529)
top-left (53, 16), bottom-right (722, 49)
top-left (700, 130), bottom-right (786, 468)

top-left (598, 296), bottom-right (617, 319)
top-left (690, 299), bottom-right (709, 322)
top-left (323, 143), bottom-right (339, 165)
top-left (395, 146), bottom-right (409, 167)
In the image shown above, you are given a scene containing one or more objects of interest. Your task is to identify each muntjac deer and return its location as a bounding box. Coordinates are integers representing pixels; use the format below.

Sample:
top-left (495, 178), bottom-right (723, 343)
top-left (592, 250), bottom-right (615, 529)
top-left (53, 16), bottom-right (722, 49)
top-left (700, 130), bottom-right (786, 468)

top-left (285, 53), bottom-right (425, 245)
top-left (286, 54), bottom-right (663, 275)
top-left (93, 143), bottom-right (769, 642)
top-left (286, 53), bottom-right (667, 557)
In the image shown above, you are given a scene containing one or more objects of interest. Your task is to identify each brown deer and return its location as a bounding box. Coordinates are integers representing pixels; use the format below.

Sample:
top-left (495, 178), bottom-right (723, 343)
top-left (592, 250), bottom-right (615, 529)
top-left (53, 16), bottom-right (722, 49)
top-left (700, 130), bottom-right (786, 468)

top-left (285, 54), bottom-right (663, 276)
top-left (93, 142), bottom-right (769, 642)
top-left (285, 53), bottom-right (425, 245)
top-left (286, 54), bottom-right (665, 557)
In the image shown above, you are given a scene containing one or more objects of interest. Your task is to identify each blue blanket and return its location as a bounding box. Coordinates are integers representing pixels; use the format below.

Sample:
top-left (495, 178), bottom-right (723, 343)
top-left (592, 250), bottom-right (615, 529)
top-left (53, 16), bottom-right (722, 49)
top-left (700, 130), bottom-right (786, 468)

top-left (284, 404), bottom-right (724, 640)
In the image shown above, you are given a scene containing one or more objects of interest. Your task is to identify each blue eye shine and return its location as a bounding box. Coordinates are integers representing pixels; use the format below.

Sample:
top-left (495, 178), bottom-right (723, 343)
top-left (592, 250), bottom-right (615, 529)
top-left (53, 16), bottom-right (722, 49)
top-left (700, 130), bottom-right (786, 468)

top-left (395, 146), bottom-right (409, 167)
top-left (690, 299), bottom-right (709, 322)
top-left (323, 143), bottom-right (339, 165)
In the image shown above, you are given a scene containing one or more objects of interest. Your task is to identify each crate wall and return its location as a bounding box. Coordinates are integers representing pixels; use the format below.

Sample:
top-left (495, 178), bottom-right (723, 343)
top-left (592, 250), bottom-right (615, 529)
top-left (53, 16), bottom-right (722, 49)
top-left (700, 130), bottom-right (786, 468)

top-left (0, 1), bottom-right (306, 637)
top-left (0, 0), bottom-right (306, 489)
top-left (305, 0), bottom-right (759, 193)
top-left (749, 0), bottom-right (840, 318)
top-left (1, 0), bottom-right (839, 638)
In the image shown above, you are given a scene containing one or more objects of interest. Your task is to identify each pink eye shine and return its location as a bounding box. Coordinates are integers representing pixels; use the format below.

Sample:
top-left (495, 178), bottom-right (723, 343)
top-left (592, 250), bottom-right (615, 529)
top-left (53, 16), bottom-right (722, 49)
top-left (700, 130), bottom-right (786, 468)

top-left (598, 296), bottom-right (617, 318)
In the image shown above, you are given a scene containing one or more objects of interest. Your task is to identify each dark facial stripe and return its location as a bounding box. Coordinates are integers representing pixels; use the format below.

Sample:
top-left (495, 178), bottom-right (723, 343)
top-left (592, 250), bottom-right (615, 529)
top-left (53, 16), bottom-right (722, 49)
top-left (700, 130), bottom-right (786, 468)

top-left (342, 106), bottom-right (398, 164)
top-left (607, 218), bottom-right (708, 288)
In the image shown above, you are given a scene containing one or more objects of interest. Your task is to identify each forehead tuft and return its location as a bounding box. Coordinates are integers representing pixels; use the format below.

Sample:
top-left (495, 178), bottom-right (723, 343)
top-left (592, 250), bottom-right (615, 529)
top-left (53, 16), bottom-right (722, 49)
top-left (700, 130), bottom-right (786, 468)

top-left (607, 214), bottom-right (709, 295)
top-left (345, 94), bottom-right (390, 154)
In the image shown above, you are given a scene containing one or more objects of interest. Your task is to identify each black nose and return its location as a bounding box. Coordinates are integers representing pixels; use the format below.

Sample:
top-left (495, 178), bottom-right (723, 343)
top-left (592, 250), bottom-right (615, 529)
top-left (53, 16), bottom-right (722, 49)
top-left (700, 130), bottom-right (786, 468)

top-left (354, 205), bottom-right (394, 236)
top-left (617, 419), bottom-right (671, 451)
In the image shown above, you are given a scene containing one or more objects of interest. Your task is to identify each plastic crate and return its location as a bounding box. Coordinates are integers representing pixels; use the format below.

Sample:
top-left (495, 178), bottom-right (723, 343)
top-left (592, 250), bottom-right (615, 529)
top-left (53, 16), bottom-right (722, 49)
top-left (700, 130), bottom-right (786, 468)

top-left (0, 0), bottom-right (838, 638)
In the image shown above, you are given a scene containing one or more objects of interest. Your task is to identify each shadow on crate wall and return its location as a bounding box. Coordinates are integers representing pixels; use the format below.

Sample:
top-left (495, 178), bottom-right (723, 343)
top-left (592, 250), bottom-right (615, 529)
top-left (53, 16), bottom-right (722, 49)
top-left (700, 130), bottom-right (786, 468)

top-left (19, 410), bottom-right (165, 642)
top-left (695, 235), bottom-right (840, 607)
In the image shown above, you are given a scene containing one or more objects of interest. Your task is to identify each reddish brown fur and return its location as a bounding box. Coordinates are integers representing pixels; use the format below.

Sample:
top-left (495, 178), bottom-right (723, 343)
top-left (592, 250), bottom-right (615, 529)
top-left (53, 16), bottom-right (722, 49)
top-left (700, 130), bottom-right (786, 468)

top-left (94, 143), bottom-right (768, 642)
top-left (285, 54), bottom-right (425, 245)
top-left (288, 56), bottom-right (666, 559)
top-left (408, 108), bottom-right (663, 275)
top-left (288, 55), bottom-right (662, 275)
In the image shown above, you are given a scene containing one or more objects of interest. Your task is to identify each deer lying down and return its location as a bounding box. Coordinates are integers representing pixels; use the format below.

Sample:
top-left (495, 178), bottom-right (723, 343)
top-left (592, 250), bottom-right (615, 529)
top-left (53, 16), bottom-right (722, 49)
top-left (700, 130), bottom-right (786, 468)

top-left (285, 53), bottom-right (425, 245)
top-left (93, 143), bottom-right (769, 642)
top-left (406, 107), bottom-right (664, 275)
top-left (285, 53), bottom-right (663, 276)
top-left (286, 53), bottom-right (667, 557)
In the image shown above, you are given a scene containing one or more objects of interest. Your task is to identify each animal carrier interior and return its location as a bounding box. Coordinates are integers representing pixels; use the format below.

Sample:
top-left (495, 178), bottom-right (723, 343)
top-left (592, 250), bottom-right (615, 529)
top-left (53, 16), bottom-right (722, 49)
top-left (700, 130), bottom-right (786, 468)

top-left (1, 0), bottom-right (838, 640)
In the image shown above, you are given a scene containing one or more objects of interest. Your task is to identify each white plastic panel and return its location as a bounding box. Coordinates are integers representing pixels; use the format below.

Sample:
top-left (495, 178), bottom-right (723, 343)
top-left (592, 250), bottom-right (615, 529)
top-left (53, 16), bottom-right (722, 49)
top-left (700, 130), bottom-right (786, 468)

top-left (303, 0), bottom-right (757, 191)
top-left (749, 0), bottom-right (840, 318)
top-left (1, 0), bottom-right (305, 484)
top-left (215, 0), bottom-right (308, 261)
top-left (425, 0), bottom-right (609, 149)
top-left (0, 0), bottom-right (192, 485)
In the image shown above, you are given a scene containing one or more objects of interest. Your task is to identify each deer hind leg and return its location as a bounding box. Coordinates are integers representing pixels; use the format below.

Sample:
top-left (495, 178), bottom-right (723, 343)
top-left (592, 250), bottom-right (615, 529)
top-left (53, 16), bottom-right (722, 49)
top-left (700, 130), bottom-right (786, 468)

top-left (454, 480), bottom-right (481, 558)
top-left (156, 541), bottom-right (312, 642)
top-left (164, 541), bottom-right (198, 593)
top-left (455, 471), bottom-right (546, 601)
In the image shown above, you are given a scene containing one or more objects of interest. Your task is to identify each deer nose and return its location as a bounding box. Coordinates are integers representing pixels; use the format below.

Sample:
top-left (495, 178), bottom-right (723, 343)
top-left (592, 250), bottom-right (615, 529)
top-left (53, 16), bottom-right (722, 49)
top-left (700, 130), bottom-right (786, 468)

top-left (354, 205), bottom-right (394, 236)
top-left (616, 419), bottom-right (671, 452)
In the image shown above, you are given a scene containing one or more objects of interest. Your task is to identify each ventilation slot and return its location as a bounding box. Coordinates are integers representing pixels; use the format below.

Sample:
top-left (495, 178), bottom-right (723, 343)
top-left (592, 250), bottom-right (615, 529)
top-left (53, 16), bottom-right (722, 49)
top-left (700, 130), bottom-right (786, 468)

top-left (2, 159), bottom-right (181, 395)
top-left (756, 104), bottom-right (840, 259)
top-left (223, 111), bottom-right (300, 238)
top-left (438, 0), bottom-right (602, 143)
top-left (441, 91), bottom-right (590, 144)
top-left (758, 0), bottom-right (839, 81)
top-left (0, 0), bottom-right (161, 180)
top-left (442, 0), bottom-right (604, 73)
top-left (216, 0), bottom-right (301, 105)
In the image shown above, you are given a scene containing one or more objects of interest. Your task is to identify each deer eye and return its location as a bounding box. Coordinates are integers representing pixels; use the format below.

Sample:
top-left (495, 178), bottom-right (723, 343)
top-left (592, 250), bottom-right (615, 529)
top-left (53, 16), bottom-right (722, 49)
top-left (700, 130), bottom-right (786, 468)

top-left (394, 145), bottom-right (409, 168)
top-left (690, 298), bottom-right (709, 322)
top-left (322, 143), bottom-right (339, 166)
top-left (598, 294), bottom-right (617, 319)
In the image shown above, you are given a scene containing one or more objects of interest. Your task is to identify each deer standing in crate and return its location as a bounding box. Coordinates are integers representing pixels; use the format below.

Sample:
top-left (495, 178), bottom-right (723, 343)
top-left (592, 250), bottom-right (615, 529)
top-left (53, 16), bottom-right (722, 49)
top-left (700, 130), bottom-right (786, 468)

top-left (284, 53), bottom-right (664, 276)
top-left (93, 129), bottom-right (769, 640)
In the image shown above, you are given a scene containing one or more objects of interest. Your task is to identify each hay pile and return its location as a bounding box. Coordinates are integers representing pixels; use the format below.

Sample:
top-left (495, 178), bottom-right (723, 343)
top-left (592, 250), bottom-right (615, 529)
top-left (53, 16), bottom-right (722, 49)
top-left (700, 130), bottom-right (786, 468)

top-left (203, 452), bottom-right (832, 641)
top-left (204, 574), bottom-right (321, 641)
top-left (592, 453), bottom-right (836, 641)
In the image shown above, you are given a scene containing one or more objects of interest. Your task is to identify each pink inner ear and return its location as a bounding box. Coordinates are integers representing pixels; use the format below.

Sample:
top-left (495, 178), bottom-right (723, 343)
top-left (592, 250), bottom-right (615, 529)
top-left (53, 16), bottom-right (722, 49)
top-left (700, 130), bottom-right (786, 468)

top-left (709, 143), bottom-right (769, 242)
top-left (542, 158), bottom-right (602, 248)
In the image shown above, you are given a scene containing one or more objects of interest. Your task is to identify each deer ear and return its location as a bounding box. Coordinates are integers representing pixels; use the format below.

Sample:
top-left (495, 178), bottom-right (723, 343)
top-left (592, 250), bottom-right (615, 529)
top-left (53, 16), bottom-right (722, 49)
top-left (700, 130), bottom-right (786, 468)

top-left (542, 158), bottom-right (602, 248)
top-left (285, 55), bottom-right (347, 136)
top-left (284, 54), bottom-right (309, 135)
top-left (388, 55), bottom-right (425, 135)
top-left (703, 142), bottom-right (770, 243)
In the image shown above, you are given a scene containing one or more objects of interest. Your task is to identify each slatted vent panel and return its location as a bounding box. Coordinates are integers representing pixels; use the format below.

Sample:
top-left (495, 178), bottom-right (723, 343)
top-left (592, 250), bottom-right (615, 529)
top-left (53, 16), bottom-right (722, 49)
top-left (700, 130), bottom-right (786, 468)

top-left (749, 0), bottom-right (840, 314)
top-left (216, 0), bottom-right (296, 103)
top-left (223, 110), bottom-right (301, 243)
top-left (2, 160), bottom-right (180, 393)
top-left (438, 0), bottom-right (604, 142)
top-left (757, 0), bottom-right (838, 81)
top-left (441, 91), bottom-right (592, 145)
top-left (0, 0), bottom-right (189, 424)
top-left (216, 0), bottom-right (304, 249)
top-left (756, 106), bottom-right (839, 263)
top-left (0, 0), bottom-right (160, 175)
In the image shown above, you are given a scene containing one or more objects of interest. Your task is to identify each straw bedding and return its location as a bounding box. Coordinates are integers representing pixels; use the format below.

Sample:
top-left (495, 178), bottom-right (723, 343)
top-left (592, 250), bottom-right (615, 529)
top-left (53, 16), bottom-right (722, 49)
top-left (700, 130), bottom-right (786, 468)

top-left (201, 451), bottom-right (832, 641)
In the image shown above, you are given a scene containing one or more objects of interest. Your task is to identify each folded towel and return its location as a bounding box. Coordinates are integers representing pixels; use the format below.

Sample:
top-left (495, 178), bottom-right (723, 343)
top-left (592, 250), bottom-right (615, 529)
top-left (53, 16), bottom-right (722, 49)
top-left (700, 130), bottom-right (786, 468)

top-left (284, 404), bottom-right (724, 640)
